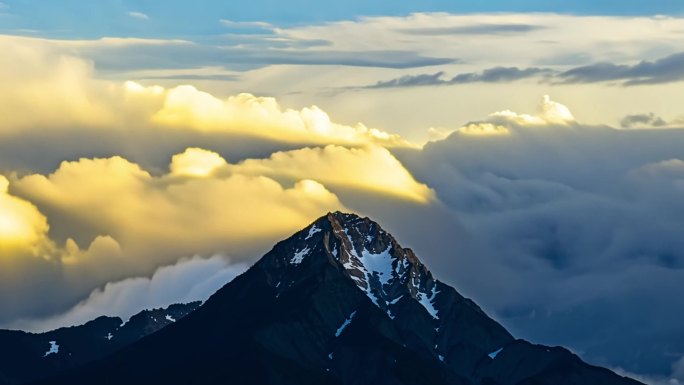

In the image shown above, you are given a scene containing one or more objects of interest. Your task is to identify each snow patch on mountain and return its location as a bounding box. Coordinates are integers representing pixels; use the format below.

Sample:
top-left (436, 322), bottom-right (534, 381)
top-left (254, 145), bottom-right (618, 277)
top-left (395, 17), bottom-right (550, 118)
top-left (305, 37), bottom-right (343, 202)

top-left (335, 311), bottom-right (357, 337)
top-left (43, 341), bottom-right (59, 357)
top-left (324, 216), bottom-right (444, 321)
top-left (290, 247), bottom-right (310, 265)
top-left (359, 245), bottom-right (394, 286)
top-left (417, 285), bottom-right (439, 320)
top-left (489, 348), bottom-right (503, 359)
top-left (305, 225), bottom-right (321, 240)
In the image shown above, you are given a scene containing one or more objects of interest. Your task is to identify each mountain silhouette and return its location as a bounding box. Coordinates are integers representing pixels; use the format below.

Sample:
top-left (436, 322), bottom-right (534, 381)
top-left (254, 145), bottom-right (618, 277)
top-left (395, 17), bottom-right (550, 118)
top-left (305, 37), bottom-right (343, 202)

top-left (24, 212), bottom-right (641, 385)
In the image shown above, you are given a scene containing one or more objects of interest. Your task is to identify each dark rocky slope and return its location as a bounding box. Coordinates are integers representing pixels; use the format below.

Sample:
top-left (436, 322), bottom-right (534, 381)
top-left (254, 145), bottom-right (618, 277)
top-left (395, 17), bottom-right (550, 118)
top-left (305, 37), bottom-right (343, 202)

top-left (0, 302), bottom-right (200, 385)
top-left (34, 212), bottom-right (642, 385)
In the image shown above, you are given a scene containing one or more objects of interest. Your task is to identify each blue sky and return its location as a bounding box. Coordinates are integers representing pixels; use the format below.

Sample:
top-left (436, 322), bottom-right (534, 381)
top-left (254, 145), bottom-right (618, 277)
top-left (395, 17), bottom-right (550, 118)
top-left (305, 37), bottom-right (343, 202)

top-left (2, 0), bottom-right (684, 38)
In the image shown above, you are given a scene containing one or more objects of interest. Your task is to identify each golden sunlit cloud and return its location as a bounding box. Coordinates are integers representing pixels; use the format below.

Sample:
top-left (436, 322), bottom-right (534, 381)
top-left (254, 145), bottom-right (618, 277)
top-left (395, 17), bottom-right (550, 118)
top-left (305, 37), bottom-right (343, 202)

top-left (170, 148), bottom-right (228, 177)
top-left (150, 85), bottom-right (412, 147)
top-left (0, 30), bottom-right (430, 321)
top-left (6, 142), bottom-right (431, 275)
top-left (0, 141), bottom-right (434, 324)
top-left (491, 95), bottom-right (576, 127)
top-left (0, 36), bottom-right (413, 149)
top-left (0, 150), bottom-right (349, 324)
top-left (453, 95), bottom-right (578, 137)
top-left (61, 236), bottom-right (123, 266)
top-left (0, 176), bottom-right (50, 256)
top-left (457, 123), bottom-right (510, 136)
top-left (230, 145), bottom-right (435, 203)
top-left (10, 154), bottom-right (344, 271)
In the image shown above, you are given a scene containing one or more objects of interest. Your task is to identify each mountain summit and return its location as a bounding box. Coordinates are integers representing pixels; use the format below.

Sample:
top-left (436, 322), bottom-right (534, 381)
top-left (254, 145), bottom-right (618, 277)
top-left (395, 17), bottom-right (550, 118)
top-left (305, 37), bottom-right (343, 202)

top-left (262, 212), bottom-right (466, 322)
top-left (36, 212), bottom-right (642, 385)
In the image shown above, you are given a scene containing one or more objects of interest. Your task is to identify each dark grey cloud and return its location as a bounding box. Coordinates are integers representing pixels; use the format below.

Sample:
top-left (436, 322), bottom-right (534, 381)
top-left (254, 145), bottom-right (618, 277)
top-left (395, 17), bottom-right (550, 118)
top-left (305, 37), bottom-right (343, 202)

top-left (398, 23), bottom-right (544, 36)
top-left (451, 66), bottom-right (551, 83)
top-left (221, 49), bottom-right (455, 69)
top-left (620, 112), bottom-right (684, 129)
top-left (368, 66), bottom-right (550, 88)
top-left (369, 71), bottom-right (447, 88)
top-left (558, 52), bottom-right (684, 85)
top-left (0, 126), bottom-right (312, 182)
top-left (620, 112), bottom-right (669, 128)
top-left (394, 117), bottom-right (684, 379)
top-left (359, 51), bottom-right (684, 88)
top-left (0, 254), bottom-right (74, 327)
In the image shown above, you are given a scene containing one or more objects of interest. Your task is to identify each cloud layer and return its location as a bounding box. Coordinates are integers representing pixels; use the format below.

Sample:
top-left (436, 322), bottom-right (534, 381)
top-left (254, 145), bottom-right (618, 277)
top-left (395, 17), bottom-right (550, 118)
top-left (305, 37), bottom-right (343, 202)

top-left (397, 96), bottom-right (684, 379)
top-left (0, 156), bottom-right (336, 324)
top-left (0, 35), bottom-right (410, 161)
top-left (0, 34), bottom-right (437, 330)
top-left (9, 255), bottom-right (247, 333)
top-left (0, 142), bottom-right (433, 325)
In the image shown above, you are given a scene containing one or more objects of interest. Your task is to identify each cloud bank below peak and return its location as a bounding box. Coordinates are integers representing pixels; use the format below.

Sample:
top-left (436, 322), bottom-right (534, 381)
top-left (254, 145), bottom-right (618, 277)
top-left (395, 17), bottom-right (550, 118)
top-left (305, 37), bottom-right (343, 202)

top-left (394, 96), bottom-right (684, 378)
top-left (0, 140), bottom-right (433, 326)
top-left (8, 255), bottom-right (247, 333)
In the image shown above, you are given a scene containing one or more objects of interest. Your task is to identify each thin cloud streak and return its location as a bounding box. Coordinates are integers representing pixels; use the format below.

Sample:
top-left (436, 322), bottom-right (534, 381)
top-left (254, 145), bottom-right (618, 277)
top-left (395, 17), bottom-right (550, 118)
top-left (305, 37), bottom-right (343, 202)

top-left (396, 23), bottom-right (545, 35)
top-left (366, 67), bottom-right (551, 88)
top-left (557, 52), bottom-right (684, 85)
top-left (128, 11), bottom-right (149, 20)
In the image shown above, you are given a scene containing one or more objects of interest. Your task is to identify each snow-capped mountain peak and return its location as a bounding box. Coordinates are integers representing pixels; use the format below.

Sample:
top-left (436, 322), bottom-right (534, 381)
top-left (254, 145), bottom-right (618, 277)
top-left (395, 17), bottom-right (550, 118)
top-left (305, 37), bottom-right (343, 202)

top-left (264, 212), bottom-right (441, 320)
top-left (24, 212), bottom-right (641, 385)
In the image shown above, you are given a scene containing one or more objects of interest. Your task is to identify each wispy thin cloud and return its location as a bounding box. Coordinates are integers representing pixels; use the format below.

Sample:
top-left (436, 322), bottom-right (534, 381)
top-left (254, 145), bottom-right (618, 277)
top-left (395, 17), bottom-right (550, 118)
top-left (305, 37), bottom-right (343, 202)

top-left (220, 19), bottom-right (274, 30)
top-left (620, 112), bottom-right (684, 129)
top-left (369, 71), bottom-right (447, 88)
top-left (366, 67), bottom-right (551, 89)
top-left (366, 50), bottom-right (684, 89)
top-left (397, 23), bottom-right (544, 36)
top-left (128, 11), bottom-right (149, 20)
top-left (451, 67), bottom-right (552, 83)
top-left (142, 73), bottom-right (238, 81)
top-left (557, 52), bottom-right (684, 86)
top-left (57, 39), bottom-right (456, 71)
